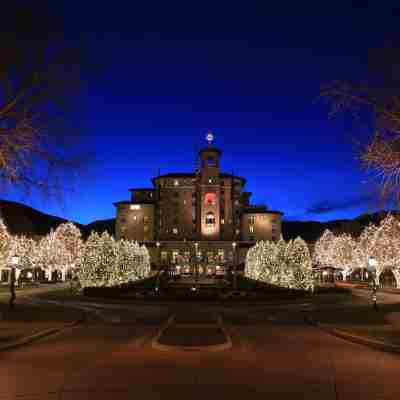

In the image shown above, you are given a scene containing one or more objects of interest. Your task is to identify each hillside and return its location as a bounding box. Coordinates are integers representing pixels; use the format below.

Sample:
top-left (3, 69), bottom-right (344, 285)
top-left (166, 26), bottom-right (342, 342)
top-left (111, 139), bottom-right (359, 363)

top-left (0, 200), bottom-right (111, 238)
top-left (0, 199), bottom-right (397, 242)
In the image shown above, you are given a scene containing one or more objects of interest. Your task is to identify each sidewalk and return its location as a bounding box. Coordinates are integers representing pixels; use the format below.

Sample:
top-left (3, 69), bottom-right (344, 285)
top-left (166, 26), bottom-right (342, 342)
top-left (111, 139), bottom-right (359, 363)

top-left (0, 294), bottom-right (84, 351)
top-left (309, 305), bottom-right (400, 352)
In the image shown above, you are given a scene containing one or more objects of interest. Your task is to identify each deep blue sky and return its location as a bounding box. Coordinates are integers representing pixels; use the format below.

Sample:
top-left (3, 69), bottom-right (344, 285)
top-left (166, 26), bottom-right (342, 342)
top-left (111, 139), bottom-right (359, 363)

top-left (4, 1), bottom-right (400, 224)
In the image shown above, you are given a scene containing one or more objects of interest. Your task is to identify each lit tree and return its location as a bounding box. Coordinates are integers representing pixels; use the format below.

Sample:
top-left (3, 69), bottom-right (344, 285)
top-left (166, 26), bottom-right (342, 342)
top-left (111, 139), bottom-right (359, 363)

top-left (115, 240), bottom-right (151, 283)
top-left (54, 222), bottom-right (83, 278)
top-left (313, 229), bottom-right (336, 268)
top-left (13, 236), bottom-right (37, 271)
top-left (245, 238), bottom-right (314, 292)
top-left (0, 220), bottom-right (11, 270)
top-left (330, 234), bottom-right (357, 280)
top-left (368, 214), bottom-right (400, 286)
top-left (76, 232), bottom-right (104, 288)
top-left (77, 233), bottom-right (151, 288)
top-left (353, 223), bottom-right (378, 280)
top-left (36, 231), bottom-right (69, 281)
top-left (286, 237), bottom-right (314, 291)
top-left (245, 240), bottom-right (277, 283)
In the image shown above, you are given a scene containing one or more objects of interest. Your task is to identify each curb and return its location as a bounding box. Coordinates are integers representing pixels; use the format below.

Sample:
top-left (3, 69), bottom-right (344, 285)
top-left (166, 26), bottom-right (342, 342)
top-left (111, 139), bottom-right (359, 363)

top-left (0, 319), bottom-right (83, 352)
top-left (151, 315), bottom-right (232, 352)
top-left (305, 316), bottom-right (400, 355)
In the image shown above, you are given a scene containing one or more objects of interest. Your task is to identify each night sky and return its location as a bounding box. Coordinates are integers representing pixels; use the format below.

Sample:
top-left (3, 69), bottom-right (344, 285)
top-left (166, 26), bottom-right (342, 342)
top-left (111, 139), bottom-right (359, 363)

top-left (4, 1), bottom-right (400, 224)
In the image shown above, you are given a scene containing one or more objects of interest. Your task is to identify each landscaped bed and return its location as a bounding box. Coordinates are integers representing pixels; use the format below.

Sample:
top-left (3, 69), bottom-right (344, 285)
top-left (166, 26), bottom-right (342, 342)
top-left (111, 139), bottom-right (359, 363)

top-left (53, 275), bottom-right (353, 303)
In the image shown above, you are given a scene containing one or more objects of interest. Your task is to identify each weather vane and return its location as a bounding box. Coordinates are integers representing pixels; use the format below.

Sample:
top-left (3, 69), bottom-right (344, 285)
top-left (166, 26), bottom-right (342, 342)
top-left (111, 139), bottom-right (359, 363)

top-left (206, 131), bottom-right (214, 145)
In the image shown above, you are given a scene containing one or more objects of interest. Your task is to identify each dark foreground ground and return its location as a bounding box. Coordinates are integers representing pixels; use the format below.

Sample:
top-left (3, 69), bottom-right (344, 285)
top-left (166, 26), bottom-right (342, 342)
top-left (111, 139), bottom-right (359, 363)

top-left (0, 302), bottom-right (399, 400)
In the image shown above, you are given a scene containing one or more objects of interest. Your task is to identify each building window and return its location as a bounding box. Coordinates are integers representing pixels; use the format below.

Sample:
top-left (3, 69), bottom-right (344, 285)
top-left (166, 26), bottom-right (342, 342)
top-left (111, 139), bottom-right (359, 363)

top-left (204, 192), bottom-right (216, 206)
top-left (121, 226), bottom-right (126, 232)
top-left (144, 225), bottom-right (149, 232)
top-left (208, 178), bottom-right (213, 184)
top-left (249, 225), bottom-right (254, 233)
top-left (143, 216), bottom-right (149, 222)
top-left (235, 229), bottom-right (240, 235)
top-left (120, 217), bottom-right (126, 223)
top-left (133, 216), bottom-right (137, 221)
top-left (172, 228), bottom-right (178, 234)
top-left (234, 200), bottom-right (239, 206)
top-left (206, 212), bottom-right (215, 225)
top-left (172, 250), bottom-right (179, 263)
top-left (161, 251), bottom-right (168, 260)
top-left (130, 205), bottom-right (141, 210)
top-left (218, 249), bottom-right (225, 262)
top-left (183, 199), bottom-right (187, 205)
top-left (174, 180), bottom-right (179, 186)
top-left (221, 218), bottom-right (225, 224)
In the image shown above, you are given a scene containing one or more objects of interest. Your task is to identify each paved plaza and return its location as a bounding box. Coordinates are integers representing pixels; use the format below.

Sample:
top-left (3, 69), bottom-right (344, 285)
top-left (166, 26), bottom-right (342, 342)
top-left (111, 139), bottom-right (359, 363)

top-left (1, 299), bottom-right (400, 400)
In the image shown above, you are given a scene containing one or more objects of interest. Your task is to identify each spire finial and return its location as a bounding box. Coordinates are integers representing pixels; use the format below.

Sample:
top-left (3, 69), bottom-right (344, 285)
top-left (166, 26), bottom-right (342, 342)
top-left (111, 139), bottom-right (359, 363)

top-left (206, 130), bottom-right (214, 146)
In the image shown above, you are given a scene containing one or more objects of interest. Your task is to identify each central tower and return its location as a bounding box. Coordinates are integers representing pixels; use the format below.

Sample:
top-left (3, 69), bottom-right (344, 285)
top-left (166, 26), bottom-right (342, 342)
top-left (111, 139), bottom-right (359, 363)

top-left (196, 132), bottom-right (221, 240)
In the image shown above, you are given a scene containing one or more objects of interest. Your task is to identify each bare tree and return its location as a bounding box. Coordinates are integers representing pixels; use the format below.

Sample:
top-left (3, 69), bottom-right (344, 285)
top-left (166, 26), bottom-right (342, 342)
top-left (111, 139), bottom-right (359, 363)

top-left (322, 47), bottom-right (400, 206)
top-left (0, 4), bottom-right (86, 198)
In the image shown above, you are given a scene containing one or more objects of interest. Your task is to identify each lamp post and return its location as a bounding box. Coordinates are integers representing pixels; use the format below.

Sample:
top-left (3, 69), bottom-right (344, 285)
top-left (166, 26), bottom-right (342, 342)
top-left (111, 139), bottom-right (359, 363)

top-left (155, 241), bottom-right (161, 293)
top-left (9, 255), bottom-right (19, 309)
top-left (194, 242), bottom-right (199, 285)
top-left (369, 257), bottom-right (378, 310)
top-left (232, 241), bottom-right (237, 290)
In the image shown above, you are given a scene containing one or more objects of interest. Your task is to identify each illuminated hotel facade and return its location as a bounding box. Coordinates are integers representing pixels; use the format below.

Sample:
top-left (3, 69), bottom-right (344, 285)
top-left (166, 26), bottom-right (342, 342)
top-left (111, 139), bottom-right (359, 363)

top-left (114, 134), bottom-right (283, 275)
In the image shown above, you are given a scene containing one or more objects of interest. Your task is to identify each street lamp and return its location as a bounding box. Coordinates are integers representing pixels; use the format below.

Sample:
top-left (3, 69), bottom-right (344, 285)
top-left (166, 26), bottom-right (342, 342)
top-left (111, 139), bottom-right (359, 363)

top-left (369, 257), bottom-right (378, 310)
top-left (9, 255), bottom-right (19, 309)
top-left (155, 241), bottom-right (161, 293)
top-left (194, 242), bottom-right (199, 285)
top-left (232, 241), bottom-right (237, 290)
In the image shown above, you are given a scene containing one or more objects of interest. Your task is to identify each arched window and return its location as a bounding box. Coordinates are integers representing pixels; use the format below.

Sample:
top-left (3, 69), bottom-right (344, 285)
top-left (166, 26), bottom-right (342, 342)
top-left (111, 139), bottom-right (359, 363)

top-left (206, 212), bottom-right (215, 226)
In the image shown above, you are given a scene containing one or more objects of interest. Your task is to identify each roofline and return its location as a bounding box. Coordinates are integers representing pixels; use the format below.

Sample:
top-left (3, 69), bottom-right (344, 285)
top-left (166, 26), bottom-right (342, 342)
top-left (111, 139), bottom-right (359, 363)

top-left (198, 146), bottom-right (222, 156)
top-left (243, 210), bottom-right (284, 215)
top-left (113, 201), bottom-right (155, 207)
top-left (128, 188), bottom-right (156, 192)
top-left (151, 172), bottom-right (246, 185)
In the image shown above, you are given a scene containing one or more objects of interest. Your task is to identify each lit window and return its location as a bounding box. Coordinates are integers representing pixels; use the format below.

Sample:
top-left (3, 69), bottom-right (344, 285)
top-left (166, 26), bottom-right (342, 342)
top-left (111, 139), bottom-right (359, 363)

top-left (183, 200), bottom-right (187, 205)
top-left (130, 205), bottom-right (141, 210)
top-left (144, 225), bottom-right (149, 232)
top-left (234, 200), bottom-right (239, 206)
top-left (173, 228), bottom-right (178, 234)
top-left (249, 225), bottom-right (254, 233)
top-left (133, 216), bottom-right (137, 221)
top-left (121, 226), bottom-right (126, 232)
top-left (208, 178), bottom-right (213, 184)
top-left (161, 251), bottom-right (168, 260)
top-left (206, 212), bottom-right (215, 225)
top-left (204, 192), bottom-right (216, 205)
top-left (174, 180), bottom-right (179, 186)
top-left (143, 216), bottom-right (149, 222)
top-left (221, 218), bottom-right (225, 224)
top-left (172, 250), bottom-right (179, 263)
top-left (235, 229), bottom-right (240, 235)
top-left (150, 193), bottom-right (153, 198)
